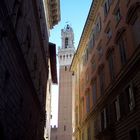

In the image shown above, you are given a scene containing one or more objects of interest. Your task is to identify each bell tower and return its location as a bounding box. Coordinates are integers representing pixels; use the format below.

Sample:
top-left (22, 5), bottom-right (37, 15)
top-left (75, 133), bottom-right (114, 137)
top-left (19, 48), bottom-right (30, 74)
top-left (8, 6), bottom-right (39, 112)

top-left (58, 24), bottom-right (75, 66)
top-left (57, 24), bottom-right (75, 140)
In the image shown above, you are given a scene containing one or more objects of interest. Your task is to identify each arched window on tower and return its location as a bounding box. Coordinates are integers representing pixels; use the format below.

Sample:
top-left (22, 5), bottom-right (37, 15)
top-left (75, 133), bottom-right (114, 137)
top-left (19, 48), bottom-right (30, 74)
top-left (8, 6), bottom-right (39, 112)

top-left (65, 37), bottom-right (68, 48)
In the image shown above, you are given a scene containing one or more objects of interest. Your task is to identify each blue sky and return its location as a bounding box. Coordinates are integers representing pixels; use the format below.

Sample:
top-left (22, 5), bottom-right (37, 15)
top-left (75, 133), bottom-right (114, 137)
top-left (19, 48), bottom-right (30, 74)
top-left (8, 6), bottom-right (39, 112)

top-left (50, 0), bottom-right (92, 126)
top-left (50, 0), bottom-right (92, 49)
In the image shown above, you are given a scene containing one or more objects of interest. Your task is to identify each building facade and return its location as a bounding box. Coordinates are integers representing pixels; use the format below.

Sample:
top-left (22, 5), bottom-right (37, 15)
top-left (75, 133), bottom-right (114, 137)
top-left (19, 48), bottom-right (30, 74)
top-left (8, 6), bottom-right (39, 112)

top-left (0, 0), bottom-right (60, 140)
top-left (51, 24), bottom-right (75, 140)
top-left (71, 0), bottom-right (140, 140)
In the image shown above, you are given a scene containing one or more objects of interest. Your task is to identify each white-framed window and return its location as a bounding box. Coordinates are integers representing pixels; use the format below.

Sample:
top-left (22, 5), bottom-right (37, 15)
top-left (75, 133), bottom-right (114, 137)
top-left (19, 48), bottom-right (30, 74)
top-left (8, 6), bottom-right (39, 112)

top-left (127, 83), bottom-right (135, 111)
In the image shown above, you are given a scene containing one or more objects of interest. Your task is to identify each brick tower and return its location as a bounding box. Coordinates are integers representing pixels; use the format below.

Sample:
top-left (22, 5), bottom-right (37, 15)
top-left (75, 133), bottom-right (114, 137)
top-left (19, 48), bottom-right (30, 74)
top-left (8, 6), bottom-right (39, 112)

top-left (53, 24), bottom-right (75, 140)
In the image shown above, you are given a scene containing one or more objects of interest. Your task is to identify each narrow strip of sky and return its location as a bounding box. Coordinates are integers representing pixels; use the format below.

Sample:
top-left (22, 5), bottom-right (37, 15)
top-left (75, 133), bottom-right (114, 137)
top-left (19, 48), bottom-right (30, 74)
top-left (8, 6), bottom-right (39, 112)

top-left (50, 0), bottom-right (92, 126)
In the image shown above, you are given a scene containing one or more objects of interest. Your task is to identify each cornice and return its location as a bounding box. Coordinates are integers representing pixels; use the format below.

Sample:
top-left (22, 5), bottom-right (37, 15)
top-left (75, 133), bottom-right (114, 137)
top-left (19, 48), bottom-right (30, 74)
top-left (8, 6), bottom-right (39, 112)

top-left (46, 0), bottom-right (60, 29)
top-left (70, 0), bottom-right (102, 72)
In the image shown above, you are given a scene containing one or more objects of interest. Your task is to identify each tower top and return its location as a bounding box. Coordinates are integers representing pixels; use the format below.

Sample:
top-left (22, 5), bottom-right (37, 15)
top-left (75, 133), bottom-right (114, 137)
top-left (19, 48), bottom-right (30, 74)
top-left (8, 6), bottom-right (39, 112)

top-left (63, 24), bottom-right (73, 32)
top-left (58, 24), bottom-right (75, 66)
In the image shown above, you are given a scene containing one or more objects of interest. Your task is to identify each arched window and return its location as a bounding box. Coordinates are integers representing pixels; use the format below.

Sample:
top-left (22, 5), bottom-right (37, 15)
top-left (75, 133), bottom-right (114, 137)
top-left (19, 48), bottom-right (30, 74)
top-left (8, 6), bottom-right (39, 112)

top-left (65, 37), bottom-right (68, 48)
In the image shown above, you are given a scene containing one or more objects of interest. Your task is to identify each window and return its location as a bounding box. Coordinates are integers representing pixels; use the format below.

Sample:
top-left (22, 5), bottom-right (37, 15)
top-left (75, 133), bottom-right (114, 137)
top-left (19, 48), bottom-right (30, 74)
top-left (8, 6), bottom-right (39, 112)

top-left (64, 125), bottom-right (66, 131)
top-left (92, 81), bottom-right (97, 105)
top-left (97, 47), bottom-right (103, 60)
top-left (104, 2), bottom-right (109, 16)
top-left (96, 17), bottom-right (102, 34)
top-left (65, 37), bottom-right (68, 48)
top-left (86, 94), bottom-right (90, 113)
top-left (65, 66), bottom-right (67, 71)
top-left (91, 60), bottom-right (96, 71)
top-left (114, 8), bottom-right (121, 24)
top-left (108, 51), bottom-right (115, 80)
top-left (114, 96), bottom-right (121, 121)
top-left (99, 68), bottom-right (105, 95)
top-left (106, 27), bottom-right (112, 39)
top-left (101, 108), bottom-right (107, 130)
top-left (125, 83), bottom-right (135, 111)
top-left (117, 36), bottom-right (127, 66)
top-left (103, 0), bottom-right (112, 17)
top-left (119, 83), bottom-right (135, 117)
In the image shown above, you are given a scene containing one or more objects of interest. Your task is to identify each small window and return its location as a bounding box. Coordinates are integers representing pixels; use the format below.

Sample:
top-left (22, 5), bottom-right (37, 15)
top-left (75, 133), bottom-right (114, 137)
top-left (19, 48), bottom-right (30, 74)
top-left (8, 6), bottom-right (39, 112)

top-left (86, 93), bottom-right (90, 113)
top-left (106, 27), bottom-right (112, 39)
top-left (97, 47), bottom-right (103, 60)
top-left (64, 125), bottom-right (66, 131)
top-left (96, 17), bottom-right (102, 34)
top-left (103, 0), bottom-right (112, 17)
top-left (119, 83), bottom-right (135, 117)
top-left (114, 8), bottom-right (121, 24)
top-left (125, 83), bottom-right (135, 111)
top-left (104, 2), bottom-right (109, 16)
top-left (117, 36), bottom-right (127, 66)
top-left (108, 51), bottom-right (115, 80)
top-left (101, 108), bottom-right (107, 130)
top-left (114, 97), bottom-right (121, 121)
top-left (91, 60), bottom-right (96, 71)
top-left (65, 66), bottom-right (67, 71)
top-left (65, 37), bottom-right (68, 48)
